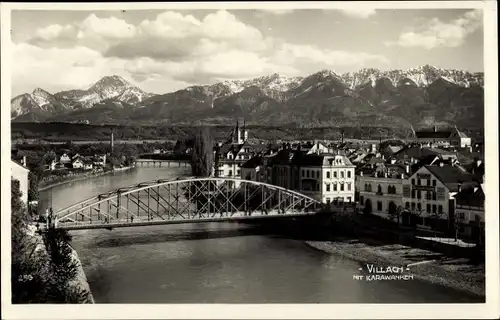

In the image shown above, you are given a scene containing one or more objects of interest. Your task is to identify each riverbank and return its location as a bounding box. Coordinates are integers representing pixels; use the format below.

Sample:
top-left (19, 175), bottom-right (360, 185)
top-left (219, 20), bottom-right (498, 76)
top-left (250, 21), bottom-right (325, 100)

top-left (306, 238), bottom-right (485, 298)
top-left (38, 166), bottom-right (135, 191)
top-left (69, 246), bottom-right (95, 304)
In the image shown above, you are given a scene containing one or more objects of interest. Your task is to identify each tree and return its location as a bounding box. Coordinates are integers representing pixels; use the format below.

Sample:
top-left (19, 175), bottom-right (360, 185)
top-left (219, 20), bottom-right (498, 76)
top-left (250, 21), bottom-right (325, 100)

top-left (190, 127), bottom-right (214, 177)
top-left (451, 212), bottom-right (465, 242)
top-left (11, 179), bottom-right (51, 303)
top-left (429, 210), bottom-right (445, 238)
top-left (43, 228), bottom-right (91, 303)
top-left (388, 204), bottom-right (404, 226)
top-left (28, 172), bottom-right (39, 203)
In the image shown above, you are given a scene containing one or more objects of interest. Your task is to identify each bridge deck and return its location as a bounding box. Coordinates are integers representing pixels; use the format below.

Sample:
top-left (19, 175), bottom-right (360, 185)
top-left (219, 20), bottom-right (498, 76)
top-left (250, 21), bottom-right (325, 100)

top-left (56, 209), bottom-right (316, 230)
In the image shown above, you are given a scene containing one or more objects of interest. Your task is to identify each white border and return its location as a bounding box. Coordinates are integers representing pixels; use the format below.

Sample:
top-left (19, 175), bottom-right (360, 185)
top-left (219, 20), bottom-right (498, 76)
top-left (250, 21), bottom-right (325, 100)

top-left (1, 1), bottom-right (498, 319)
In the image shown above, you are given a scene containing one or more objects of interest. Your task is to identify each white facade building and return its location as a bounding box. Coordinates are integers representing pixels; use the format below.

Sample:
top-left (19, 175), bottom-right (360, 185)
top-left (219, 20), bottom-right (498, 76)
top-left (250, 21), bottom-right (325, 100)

top-left (268, 151), bottom-right (356, 203)
top-left (402, 165), bottom-right (478, 229)
top-left (356, 171), bottom-right (405, 220)
top-left (11, 160), bottom-right (30, 204)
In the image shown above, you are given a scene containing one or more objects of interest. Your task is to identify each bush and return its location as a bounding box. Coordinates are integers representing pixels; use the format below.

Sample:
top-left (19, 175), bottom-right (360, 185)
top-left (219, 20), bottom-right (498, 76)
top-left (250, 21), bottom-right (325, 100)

top-left (11, 179), bottom-right (91, 303)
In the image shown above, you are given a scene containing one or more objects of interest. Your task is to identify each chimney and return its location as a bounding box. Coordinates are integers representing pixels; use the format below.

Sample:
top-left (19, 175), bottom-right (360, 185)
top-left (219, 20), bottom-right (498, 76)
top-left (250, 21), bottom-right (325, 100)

top-left (391, 158), bottom-right (396, 164)
top-left (360, 171), bottom-right (363, 177)
top-left (22, 156), bottom-right (27, 167)
top-left (384, 172), bottom-right (388, 178)
top-left (457, 181), bottom-right (463, 193)
top-left (405, 165), bottom-right (410, 174)
top-left (110, 130), bottom-right (115, 152)
top-left (401, 173), bottom-right (405, 179)
top-left (434, 125), bottom-right (437, 132)
top-left (439, 161), bottom-right (444, 167)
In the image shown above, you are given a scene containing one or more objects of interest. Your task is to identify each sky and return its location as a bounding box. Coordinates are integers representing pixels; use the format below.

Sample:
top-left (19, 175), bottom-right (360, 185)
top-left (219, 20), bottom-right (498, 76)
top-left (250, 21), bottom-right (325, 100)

top-left (10, 7), bottom-right (484, 96)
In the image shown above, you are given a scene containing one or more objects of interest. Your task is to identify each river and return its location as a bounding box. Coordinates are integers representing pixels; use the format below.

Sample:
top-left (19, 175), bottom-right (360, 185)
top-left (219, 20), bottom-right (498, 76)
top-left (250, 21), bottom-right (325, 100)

top-left (39, 167), bottom-right (482, 303)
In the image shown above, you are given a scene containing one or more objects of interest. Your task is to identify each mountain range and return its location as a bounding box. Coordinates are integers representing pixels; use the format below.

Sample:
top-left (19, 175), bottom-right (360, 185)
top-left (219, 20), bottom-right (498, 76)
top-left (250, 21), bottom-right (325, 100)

top-left (11, 65), bottom-right (484, 129)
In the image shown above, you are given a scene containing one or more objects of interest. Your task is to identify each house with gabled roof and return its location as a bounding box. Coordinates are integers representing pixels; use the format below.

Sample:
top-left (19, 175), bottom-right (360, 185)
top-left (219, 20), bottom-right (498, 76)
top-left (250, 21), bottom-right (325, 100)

top-left (453, 183), bottom-right (485, 240)
top-left (401, 164), bottom-right (479, 231)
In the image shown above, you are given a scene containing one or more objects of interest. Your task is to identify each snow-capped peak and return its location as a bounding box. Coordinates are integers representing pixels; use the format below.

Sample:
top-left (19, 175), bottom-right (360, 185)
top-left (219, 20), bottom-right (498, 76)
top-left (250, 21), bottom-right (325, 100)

top-left (30, 87), bottom-right (54, 107)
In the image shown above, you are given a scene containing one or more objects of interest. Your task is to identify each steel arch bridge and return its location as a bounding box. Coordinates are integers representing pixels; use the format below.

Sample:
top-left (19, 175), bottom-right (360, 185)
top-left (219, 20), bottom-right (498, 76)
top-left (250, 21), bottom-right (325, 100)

top-left (53, 178), bottom-right (324, 230)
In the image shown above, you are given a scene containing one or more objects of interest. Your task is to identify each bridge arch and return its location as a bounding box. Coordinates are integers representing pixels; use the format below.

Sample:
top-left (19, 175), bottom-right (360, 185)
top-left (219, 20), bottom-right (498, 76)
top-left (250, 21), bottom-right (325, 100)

top-left (54, 177), bottom-right (323, 230)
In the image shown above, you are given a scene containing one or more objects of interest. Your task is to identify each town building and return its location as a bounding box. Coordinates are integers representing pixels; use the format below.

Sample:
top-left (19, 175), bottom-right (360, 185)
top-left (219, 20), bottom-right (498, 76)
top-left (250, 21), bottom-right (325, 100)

top-left (402, 164), bottom-right (478, 230)
top-left (71, 156), bottom-right (94, 170)
top-left (356, 165), bottom-right (407, 220)
top-left (59, 153), bottom-right (71, 164)
top-left (392, 145), bottom-right (458, 163)
top-left (414, 126), bottom-right (471, 148)
top-left (453, 183), bottom-right (485, 241)
top-left (215, 121), bottom-right (266, 187)
top-left (240, 155), bottom-right (263, 182)
top-left (11, 159), bottom-right (30, 204)
top-left (255, 148), bottom-right (356, 204)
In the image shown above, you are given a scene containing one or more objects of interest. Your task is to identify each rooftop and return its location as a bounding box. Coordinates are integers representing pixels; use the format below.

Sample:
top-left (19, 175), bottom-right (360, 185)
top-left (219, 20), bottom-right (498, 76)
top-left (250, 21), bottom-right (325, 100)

top-left (424, 165), bottom-right (478, 192)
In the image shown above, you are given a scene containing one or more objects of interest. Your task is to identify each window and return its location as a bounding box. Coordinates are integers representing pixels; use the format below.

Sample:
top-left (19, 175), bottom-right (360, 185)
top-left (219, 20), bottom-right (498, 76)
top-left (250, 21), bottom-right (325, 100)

top-left (347, 171), bottom-right (351, 178)
top-left (388, 185), bottom-right (396, 194)
top-left (333, 171), bottom-right (337, 178)
top-left (377, 185), bottom-right (382, 194)
top-left (417, 203), bottom-right (421, 210)
top-left (326, 198), bottom-right (331, 204)
top-left (432, 192), bottom-right (437, 201)
top-left (237, 169), bottom-right (240, 175)
top-left (326, 171), bottom-right (331, 179)
top-left (411, 203), bottom-right (415, 209)
top-left (432, 179), bottom-right (437, 186)
top-left (432, 205), bottom-right (436, 213)
top-left (411, 189), bottom-right (416, 199)
top-left (347, 183), bottom-right (351, 191)
top-left (364, 184), bottom-right (369, 191)
top-left (333, 183), bottom-right (338, 191)
top-left (347, 197), bottom-right (352, 202)
top-left (438, 205), bottom-right (443, 213)
top-left (306, 170), bottom-right (310, 178)
top-left (341, 171), bottom-right (345, 178)
top-left (426, 191), bottom-right (431, 200)
top-left (301, 170), bottom-right (304, 177)
top-left (340, 183), bottom-right (345, 191)
top-left (317, 171), bottom-right (320, 179)
top-left (417, 190), bottom-right (421, 199)
top-left (459, 212), bottom-right (465, 220)
top-left (411, 179), bottom-right (415, 185)
top-left (229, 170), bottom-right (233, 176)
top-left (326, 183), bottom-right (331, 192)
top-left (417, 179), bottom-right (421, 186)
top-left (377, 201), bottom-right (383, 211)
top-left (426, 204), bottom-right (431, 213)
top-left (405, 202), bottom-right (410, 209)
top-left (360, 196), bottom-right (364, 203)
top-left (427, 179), bottom-right (430, 186)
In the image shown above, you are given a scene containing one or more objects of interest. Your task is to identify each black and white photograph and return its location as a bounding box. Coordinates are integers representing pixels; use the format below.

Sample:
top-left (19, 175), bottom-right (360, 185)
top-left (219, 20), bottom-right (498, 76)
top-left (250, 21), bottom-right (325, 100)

top-left (1, 1), bottom-right (498, 319)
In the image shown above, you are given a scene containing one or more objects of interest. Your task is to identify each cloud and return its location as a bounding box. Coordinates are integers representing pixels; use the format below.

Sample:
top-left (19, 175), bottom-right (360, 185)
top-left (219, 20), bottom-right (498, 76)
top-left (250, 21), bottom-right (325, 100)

top-left (385, 9), bottom-right (482, 49)
top-left (334, 8), bottom-right (377, 19)
top-left (271, 43), bottom-right (389, 68)
top-left (14, 10), bottom-right (389, 95)
top-left (256, 9), bottom-right (294, 16)
top-left (79, 14), bottom-right (137, 39)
